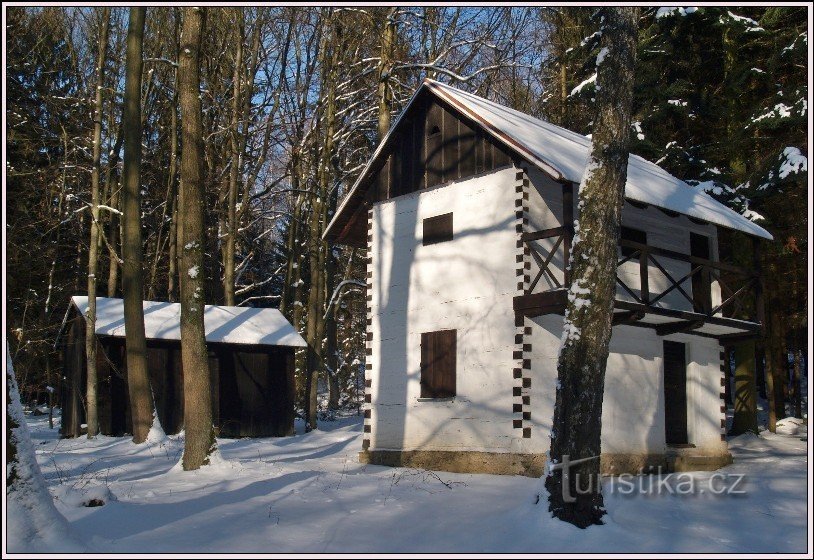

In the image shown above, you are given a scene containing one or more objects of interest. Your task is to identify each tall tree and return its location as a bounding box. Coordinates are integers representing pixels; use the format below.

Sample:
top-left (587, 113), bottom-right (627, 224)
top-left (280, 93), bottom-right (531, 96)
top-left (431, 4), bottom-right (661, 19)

top-left (178, 6), bottom-right (217, 470)
top-left (85, 7), bottom-right (111, 439)
top-left (121, 7), bottom-right (155, 444)
top-left (731, 342), bottom-right (759, 435)
top-left (376, 7), bottom-right (398, 140)
top-left (222, 11), bottom-right (245, 306)
top-left (304, 10), bottom-right (341, 431)
top-left (544, 7), bottom-right (639, 528)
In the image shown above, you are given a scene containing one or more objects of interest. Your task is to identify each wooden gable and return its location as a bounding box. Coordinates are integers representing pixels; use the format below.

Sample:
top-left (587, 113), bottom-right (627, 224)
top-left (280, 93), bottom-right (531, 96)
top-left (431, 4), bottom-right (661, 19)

top-left (336, 89), bottom-right (515, 246)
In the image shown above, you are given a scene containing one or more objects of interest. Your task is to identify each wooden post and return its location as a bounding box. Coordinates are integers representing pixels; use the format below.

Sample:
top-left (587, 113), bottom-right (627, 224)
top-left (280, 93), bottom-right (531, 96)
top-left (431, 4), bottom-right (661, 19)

top-left (752, 237), bottom-right (765, 328)
top-left (723, 346), bottom-right (733, 405)
top-left (639, 246), bottom-right (649, 305)
top-left (730, 341), bottom-right (759, 435)
top-left (562, 182), bottom-right (574, 286)
top-left (755, 342), bottom-right (767, 399)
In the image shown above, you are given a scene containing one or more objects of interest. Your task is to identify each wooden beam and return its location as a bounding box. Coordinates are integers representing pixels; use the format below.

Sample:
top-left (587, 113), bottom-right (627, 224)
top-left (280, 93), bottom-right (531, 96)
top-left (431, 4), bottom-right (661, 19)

top-left (521, 227), bottom-right (564, 242)
top-left (752, 237), bottom-right (765, 332)
top-left (336, 203), bottom-right (368, 248)
top-left (612, 310), bottom-right (645, 326)
top-left (561, 183), bottom-right (574, 286)
top-left (619, 239), bottom-right (752, 276)
top-left (614, 300), bottom-right (761, 334)
top-left (717, 332), bottom-right (762, 344)
top-left (513, 290), bottom-right (567, 317)
top-left (656, 319), bottom-right (706, 337)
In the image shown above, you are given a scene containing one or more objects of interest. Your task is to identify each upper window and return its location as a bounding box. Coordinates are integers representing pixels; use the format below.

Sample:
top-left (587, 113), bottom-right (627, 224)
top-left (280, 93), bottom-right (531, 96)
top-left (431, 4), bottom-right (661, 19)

top-left (423, 213), bottom-right (453, 246)
top-left (620, 226), bottom-right (647, 258)
top-left (428, 124), bottom-right (441, 138)
top-left (420, 330), bottom-right (457, 399)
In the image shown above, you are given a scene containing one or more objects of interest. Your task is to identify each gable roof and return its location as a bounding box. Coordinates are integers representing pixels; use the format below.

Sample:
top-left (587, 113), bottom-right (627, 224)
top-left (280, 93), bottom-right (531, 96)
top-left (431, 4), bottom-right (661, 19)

top-left (71, 296), bottom-right (307, 347)
top-left (325, 78), bottom-right (772, 241)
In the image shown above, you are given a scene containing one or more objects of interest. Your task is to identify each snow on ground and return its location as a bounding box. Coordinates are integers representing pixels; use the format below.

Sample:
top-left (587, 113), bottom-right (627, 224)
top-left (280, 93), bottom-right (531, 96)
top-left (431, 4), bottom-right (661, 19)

top-left (17, 413), bottom-right (808, 554)
top-left (6, 347), bottom-right (84, 554)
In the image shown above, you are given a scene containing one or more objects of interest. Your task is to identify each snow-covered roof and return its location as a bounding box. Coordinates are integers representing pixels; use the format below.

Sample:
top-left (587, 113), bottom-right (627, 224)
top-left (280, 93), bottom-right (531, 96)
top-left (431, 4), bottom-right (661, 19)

top-left (325, 79), bottom-right (772, 241)
top-left (71, 296), bottom-right (307, 347)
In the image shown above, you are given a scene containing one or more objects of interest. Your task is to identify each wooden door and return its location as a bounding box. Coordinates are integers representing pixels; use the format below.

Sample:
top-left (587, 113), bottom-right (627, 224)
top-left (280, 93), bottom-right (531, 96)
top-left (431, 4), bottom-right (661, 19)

top-left (663, 341), bottom-right (688, 445)
top-left (420, 330), bottom-right (457, 398)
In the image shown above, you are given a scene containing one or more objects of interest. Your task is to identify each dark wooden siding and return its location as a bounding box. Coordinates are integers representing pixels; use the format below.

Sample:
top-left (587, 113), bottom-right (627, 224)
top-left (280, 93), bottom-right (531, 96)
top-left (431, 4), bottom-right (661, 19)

top-left (663, 341), bottom-right (688, 445)
top-left (98, 337), bottom-right (131, 436)
top-left (370, 91), bottom-right (515, 205)
top-left (217, 346), bottom-right (295, 438)
top-left (60, 317), bottom-right (85, 438)
top-left (60, 312), bottom-right (295, 439)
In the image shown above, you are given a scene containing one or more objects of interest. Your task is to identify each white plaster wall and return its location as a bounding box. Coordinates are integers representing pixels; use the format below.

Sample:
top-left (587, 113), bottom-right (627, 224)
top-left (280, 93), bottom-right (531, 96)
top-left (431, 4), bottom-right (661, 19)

top-left (670, 332), bottom-right (728, 453)
top-left (369, 167), bottom-right (520, 452)
top-left (528, 315), bottom-right (725, 456)
top-left (369, 163), bottom-right (726, 459)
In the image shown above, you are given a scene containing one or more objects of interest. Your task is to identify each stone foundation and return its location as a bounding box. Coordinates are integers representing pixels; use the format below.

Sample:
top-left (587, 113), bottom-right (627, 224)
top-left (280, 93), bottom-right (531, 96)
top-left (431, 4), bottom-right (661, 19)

top-left (666, 447), bottom-right (733, 472)
top-left (600, 453), bottom-right (668, 475)
top-left (360, 449), bottom-right (546, 477)
top-left (361, 448), bottom-right (733, 477)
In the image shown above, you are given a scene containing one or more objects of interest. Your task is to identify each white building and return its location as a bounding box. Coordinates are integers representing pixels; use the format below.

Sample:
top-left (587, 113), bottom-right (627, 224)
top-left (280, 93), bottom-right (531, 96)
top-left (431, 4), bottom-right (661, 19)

top-left (324, 79), bottom-right (772, 476)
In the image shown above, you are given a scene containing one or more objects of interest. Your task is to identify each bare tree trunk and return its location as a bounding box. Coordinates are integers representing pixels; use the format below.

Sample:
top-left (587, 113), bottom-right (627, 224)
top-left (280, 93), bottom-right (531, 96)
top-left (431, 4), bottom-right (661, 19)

top-left (376, 7), bottom-right (397, 141)
top-left (545, 7), bottom-right (638, 529)
top-left (74, 220), bottom-right (84, 297)
top-left (793, 345), bottom-right (802, 419)
top-left (167, 142), bottom-right (179, 301)
top-left (178, 6), bottom-right (216, 470)
top-left (46, 356), bottom-right (55, 429)
top-left (559, 61), bottom-right (567, 125)
top-left (147, 87), bottom-right (178, 301)
top-left (731, 341), bottom-right (759, 435)
top-left (104, 125), bottom-right (124, 298)
top-left (764, 321), bottom-right (779, 432)
top-left (304, 13), bottom-right (339, 431)
top-left (106, 185), bottom-right (121, 297)
top-left (167, 11), bottom-right (181, 302)
top-left (121, 7), bottom-right (154, 444)
top-left (325, 251), bottom-right (339, 410)
top-left (756, 341), bottom-right (767, 400)
top-left (304, 194), bottom-right (326, 430)
top-left (279, 193), bottom-right (301, 318)
top-left (85, 7), bottom-right (110, 439)
top-left (44, 127), bottom-right (70, 316)
top-left (222, 13), bottom-right (244, 306)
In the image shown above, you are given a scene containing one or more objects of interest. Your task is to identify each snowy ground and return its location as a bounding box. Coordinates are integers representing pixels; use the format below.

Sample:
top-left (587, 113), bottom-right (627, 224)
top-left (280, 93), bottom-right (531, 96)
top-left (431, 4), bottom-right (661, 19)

top-left (15, 413), bottom-right (809, 554)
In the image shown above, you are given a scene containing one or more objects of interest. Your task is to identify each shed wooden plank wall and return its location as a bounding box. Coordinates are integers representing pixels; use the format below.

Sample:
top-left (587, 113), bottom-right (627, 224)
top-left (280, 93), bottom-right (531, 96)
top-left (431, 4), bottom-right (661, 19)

top-left (60, 314), bottom-right (295, 439)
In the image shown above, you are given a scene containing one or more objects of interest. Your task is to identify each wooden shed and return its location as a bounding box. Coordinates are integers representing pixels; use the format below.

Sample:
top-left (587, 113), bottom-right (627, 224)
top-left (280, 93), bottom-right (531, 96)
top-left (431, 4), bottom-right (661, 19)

top-left (61, 296), bottom-right (306, 439)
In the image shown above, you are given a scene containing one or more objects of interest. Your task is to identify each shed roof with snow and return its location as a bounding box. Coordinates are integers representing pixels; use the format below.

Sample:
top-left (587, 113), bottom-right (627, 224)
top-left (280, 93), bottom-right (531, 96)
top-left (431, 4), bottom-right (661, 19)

top-left (325, 78), bottom-right (772, 244)
top-left (70, 296), bottom-right (307, 347)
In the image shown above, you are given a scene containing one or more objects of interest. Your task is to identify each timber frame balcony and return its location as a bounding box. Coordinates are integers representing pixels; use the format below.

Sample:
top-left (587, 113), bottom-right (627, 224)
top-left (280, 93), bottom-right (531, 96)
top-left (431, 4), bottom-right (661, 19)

top-left (513, 226), bottom-right (764, 342)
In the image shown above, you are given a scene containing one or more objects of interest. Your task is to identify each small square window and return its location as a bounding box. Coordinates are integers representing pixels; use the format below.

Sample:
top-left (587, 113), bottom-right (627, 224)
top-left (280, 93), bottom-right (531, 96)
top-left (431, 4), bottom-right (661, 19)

top-left (620, 226), bottom-right (647, 258)
top-left (423, 213), bottom-right (453, 246)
